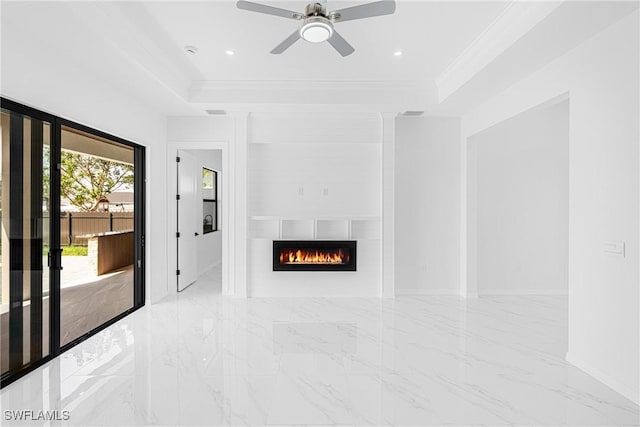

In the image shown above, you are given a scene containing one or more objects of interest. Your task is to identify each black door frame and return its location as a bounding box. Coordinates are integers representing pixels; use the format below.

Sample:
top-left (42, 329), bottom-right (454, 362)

top-left (0, 97), bottom-right (146, 388)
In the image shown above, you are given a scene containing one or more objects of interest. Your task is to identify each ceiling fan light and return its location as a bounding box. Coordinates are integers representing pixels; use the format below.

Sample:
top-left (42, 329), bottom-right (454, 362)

top-left (300, 20), bottom-right (333, 43)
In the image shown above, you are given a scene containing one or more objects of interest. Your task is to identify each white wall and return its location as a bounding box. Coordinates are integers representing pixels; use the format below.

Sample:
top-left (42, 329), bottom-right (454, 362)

top-left (462, 11), bottom-right (639, 404)
top-left (248, 143), bottom-right (380, 218)
top-left (472, 100), bottom-right (569, 295)
top-left (0, 14), bottom-right (168, 304)
top-left (394, 117), bottom-right (461, 294)
top-left (191, 149), bottom-right (223, 275)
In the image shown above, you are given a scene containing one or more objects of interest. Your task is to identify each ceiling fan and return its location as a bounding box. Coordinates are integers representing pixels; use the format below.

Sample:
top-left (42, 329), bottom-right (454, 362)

top-left (236, 0), bottom-right (396, 57)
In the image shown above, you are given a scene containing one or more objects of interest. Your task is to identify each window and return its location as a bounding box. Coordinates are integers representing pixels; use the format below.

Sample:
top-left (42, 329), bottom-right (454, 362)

top-left (202, 168), bottom-right (217, 234)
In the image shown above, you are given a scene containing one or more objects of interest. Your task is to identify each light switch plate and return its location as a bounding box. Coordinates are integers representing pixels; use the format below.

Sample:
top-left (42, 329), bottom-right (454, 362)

top-left (603, 241), bottom-right (625, 257)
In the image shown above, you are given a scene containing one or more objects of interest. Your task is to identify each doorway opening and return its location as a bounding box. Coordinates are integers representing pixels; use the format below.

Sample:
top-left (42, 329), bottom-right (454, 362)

top-left (466, 95), bottom-right (569, 347)
top-left (176, 149), bottom-right (223, 293)
top-left (468, 97), bottom-right (569, 297)
top-left (58, 126), bottom-right (138, 346)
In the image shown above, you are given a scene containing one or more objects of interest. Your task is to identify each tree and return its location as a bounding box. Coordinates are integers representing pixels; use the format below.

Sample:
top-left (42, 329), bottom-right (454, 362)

top-left (59, 150), bottom-right (134, 211)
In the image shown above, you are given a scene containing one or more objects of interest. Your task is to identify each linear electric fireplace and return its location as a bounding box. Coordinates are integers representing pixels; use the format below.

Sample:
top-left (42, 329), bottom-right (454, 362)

top-left (273, 240), bottom-right (357, 271)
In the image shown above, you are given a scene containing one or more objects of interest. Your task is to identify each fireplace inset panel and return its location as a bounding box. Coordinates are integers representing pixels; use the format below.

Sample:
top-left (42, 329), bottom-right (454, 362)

top-left (273, 240), bottom-right (357, 271)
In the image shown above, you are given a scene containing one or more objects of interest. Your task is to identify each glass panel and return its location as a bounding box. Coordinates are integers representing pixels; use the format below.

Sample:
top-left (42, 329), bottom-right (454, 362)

top-left (203, 200), bottom-right (216, 233)
top-left (202, 168), bottom-right (214, 189)
top-left (1, 110), bottom-right (7, 375)
top-left (59, 126), bottom-right (134, 347)
top-left (0, 108), bottom-right (51, 376)
top-left (202, 168), bottom-right (217, 234)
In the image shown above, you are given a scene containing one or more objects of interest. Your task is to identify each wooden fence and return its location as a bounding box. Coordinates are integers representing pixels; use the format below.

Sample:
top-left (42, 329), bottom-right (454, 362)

top-left (44, 212), bottom-right (134, 246)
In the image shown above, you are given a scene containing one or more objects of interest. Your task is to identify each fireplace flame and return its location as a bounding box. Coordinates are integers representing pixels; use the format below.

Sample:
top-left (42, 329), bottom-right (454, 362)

top-left (280, 248), bottom-right (348, 265)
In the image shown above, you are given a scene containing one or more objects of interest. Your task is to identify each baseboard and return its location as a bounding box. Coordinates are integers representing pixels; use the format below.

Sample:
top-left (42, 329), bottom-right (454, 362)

top-left (150, 289), bottom-right (170, 304)
top-left (566, 352), bottom-right (639, 405)
top-left (480, 289), bottom-right (568, 296)
top-left (395, 288), bottom-right (459, 296)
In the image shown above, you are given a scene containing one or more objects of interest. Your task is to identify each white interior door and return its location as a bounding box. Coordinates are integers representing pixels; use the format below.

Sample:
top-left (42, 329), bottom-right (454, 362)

top-left (177, 150), bottom-right (199, 291)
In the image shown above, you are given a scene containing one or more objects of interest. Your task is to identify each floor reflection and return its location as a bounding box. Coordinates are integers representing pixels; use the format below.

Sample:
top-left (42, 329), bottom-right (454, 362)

top-left (1, 266), bottom-right (638, 426)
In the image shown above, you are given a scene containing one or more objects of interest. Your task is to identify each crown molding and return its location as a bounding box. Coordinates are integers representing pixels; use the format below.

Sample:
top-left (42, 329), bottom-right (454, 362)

top-left (435, 1), bottom-right (564, 103)
top-left (188, 80), bottom-right (434, 113)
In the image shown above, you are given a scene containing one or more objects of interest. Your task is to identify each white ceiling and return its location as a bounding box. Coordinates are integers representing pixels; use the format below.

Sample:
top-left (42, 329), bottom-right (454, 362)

top-left (1, 1), bottom-right (638, 115)
top-left (139, 1), bottom-right (510, 82)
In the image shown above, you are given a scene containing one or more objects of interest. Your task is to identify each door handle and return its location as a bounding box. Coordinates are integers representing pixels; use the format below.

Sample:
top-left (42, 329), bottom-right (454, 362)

top-left (48, 249), bottom-right (64, 270)
top-left (195, 232), bottom-right (199, 236)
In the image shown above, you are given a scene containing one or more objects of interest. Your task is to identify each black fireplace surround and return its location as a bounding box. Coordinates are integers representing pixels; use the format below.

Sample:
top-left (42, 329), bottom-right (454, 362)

top-left (273, 240), bottom-right (357, 271)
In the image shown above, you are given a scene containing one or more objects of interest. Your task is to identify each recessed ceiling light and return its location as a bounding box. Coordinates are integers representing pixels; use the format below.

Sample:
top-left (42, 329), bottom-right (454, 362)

top-left (185, 45), bottom-right (198, 55)
top-left (225, 50), bottom-right (235, 56)
top-left (393, 50), bottom-right (403, 57)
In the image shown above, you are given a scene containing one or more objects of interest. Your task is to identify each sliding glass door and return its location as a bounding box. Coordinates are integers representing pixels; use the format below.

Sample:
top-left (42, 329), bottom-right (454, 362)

top-left (0, 99), bottom-right (145, 387)
top-left (0, 106), bottom-right (51, 377)
top-left (59, 126), bottom-right (136, 346)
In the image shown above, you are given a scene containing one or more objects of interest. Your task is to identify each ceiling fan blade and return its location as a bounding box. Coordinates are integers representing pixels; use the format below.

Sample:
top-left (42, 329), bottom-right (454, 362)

top-left (271, 30), bottom-right (301, 54)
top-left (330, 0), bottom-right (396, 23)
top-left (236, 0), bottom-right (302, 20)
top-left (327, 30), bottom-right (355, 57)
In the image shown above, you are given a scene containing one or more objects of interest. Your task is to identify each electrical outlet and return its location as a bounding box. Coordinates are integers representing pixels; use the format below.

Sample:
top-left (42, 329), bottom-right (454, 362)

top-left (298, 187), bottom-right (304, 196)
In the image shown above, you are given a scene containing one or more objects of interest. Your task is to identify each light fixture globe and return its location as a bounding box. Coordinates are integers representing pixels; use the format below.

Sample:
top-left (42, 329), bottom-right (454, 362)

top-left (300, 16), bottom-right (333, 43)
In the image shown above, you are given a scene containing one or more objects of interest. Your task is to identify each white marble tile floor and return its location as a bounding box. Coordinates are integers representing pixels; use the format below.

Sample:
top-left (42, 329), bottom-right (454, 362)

top-left (1, 267), bottom-right (638, 426)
